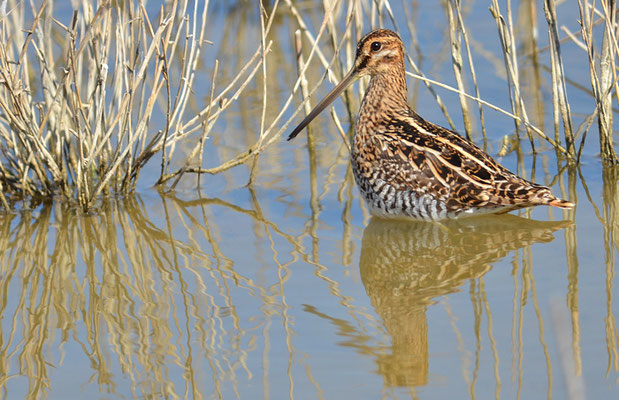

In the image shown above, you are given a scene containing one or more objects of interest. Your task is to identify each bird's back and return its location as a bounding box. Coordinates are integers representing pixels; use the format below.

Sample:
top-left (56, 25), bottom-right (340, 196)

top-left (351, 108), bottom-right (571, 220)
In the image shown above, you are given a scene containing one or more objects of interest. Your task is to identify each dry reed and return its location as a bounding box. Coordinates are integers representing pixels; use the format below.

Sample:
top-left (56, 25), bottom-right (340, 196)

top-left (0, 0), bottom-right (270, 210)
top-left (576, 0), bottom-right (618, 164)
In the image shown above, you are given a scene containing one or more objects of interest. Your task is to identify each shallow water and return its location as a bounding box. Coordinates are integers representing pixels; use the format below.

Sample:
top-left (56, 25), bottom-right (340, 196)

top-left (1, 1), bottom-right (619, 399)
top-left (1, 167), bottom-right (618, 398)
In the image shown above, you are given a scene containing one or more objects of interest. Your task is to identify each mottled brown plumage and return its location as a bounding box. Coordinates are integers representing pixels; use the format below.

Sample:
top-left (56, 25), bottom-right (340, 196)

top-left (288, 29), bottom-right (573, 221)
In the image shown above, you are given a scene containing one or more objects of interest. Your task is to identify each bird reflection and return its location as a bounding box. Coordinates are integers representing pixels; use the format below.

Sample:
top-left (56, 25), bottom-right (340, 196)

top-left (359, 214), bottom-right (570, 388)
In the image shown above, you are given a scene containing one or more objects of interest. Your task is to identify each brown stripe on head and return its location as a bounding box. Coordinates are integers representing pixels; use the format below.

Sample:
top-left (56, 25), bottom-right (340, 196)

top-left (356, 29), bottom-right (402, 59)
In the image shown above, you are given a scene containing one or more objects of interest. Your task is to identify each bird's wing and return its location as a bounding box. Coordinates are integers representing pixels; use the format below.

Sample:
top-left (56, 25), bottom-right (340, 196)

top-left (373, 115), bottom-right (538, 211)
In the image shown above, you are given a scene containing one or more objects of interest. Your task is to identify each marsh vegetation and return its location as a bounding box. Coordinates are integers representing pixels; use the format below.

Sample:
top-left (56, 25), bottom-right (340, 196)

top-left (0, 0), bottom-right (616, 210)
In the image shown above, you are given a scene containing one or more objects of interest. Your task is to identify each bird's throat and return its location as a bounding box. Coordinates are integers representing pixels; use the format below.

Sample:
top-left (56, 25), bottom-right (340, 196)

top-left (358, 71), bottom-right (409, 127)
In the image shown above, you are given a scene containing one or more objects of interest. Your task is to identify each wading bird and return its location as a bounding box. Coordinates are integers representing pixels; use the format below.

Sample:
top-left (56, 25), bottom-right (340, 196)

top-left (288, 29), bottom-right (573, 221)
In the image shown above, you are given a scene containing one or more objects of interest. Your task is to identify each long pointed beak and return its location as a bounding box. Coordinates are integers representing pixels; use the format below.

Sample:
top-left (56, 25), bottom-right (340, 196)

top-left (287, 66), bottom-right (359, 141)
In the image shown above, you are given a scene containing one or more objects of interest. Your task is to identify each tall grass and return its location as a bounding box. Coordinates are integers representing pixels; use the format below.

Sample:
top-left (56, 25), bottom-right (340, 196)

top-left (0, 0), bottom-right (617, 212)
top-left (0, 0), bottom-right (268, 210)
top-left (577, 0), bottom-right (618, 164)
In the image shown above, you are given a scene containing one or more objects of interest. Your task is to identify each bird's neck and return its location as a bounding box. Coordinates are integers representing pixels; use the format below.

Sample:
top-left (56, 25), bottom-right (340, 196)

top-left (358, 69), bottom-right (409, 126)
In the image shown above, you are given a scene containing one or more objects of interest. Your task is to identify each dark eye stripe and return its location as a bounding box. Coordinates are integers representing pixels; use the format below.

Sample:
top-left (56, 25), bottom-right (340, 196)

top-left (357, 56), bottom-right (369, 71)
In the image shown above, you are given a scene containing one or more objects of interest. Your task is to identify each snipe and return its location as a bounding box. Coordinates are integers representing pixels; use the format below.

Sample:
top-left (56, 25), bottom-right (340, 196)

top-left (288, 29), bottom-right (573, 221)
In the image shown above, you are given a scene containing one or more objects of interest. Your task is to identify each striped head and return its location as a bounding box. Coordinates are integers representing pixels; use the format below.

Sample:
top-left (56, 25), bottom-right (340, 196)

top-left (354, 29), bottom-right (405, 77)
top-left (287, 29), bottom-right (405, 141)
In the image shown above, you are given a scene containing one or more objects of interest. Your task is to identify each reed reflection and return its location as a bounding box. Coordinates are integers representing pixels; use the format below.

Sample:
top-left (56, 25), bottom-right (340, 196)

top-left (602, 167), bottom-right (619, 373)
top-left (0, 194), bottom-right (312, 399)
top-left (358, 215), bottom-right (570, 389)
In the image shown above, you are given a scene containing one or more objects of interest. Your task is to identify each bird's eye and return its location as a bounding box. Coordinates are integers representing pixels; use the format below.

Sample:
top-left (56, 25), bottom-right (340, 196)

top-left (370, 41), bottom-right (382, 52)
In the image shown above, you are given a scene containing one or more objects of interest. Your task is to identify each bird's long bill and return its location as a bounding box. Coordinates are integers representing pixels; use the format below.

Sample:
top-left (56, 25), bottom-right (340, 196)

top-left (287, 66), bottom-right (359, 141)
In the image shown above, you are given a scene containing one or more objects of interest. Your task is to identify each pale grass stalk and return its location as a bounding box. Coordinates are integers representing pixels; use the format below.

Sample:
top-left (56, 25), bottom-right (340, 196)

top-left (330, 108), bottom-right (350, 151)
top-left (597, 0), bottom-right (619, 107)
top-left (326, 1), bottom-right (358, 120)
top-left (490, 0), bottom-right (536, 152)
top-left (66, 12), bottom-right (90, 205)
top-left (173, 43), bottom-right (267, 141)
top-left (577, 0), bottom-right (618, 164)
top-left (582, 1), bottom-right (619, 88)
top-left (165, 58), bottom-right (218, 190)
top-left (168, 0), bottom-right (211, 152)
top-left (445, 0), bottom-right (473, 139)
top-left (160, 42), bottom-right (272, 178)
top-left (352, 0), bottom-right (363, 55)
top-left (556, 9), bottom-right (618, 55)
top-left (576, 109), bottom-right (598, 162)
top-left (257, 0), bottom-right (269, 152)
top-left (335, 3), bottom-right (361, 118)
top-left (90, 12), bottom-right (172, 203)
top-left (257, 0), bottom-right (280, 147)
top-left (324, 0), bottom-right (339, 55)
top-left (147, 2), bottom-right (179, 184)
top-left (343, 1), bottom-right (356, 89)
top-left (380, 2), bottom-right (457, 129)
top-left (196, 60), bottom-right (218, 189)
top-left (90, 26), bottom-right (110, 171)
top-left (283, 0), bottom-right (340, 83)
top-left (400, 0), bottom-right (422, 105)
top-left (453, 0), bottom-right (487, 139)
top-left (121, 3), bottom-right (140, 183)
top-left (0, 182), bottom-right (8, 210)
top-left (544, 0), bottom-right (576, 156)
top-left (295, 29), bottom-right (312, 116)
top-left (598, 0), bottom-right (618, 162)
top-left (561, 25), bottom-right (589, 51)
